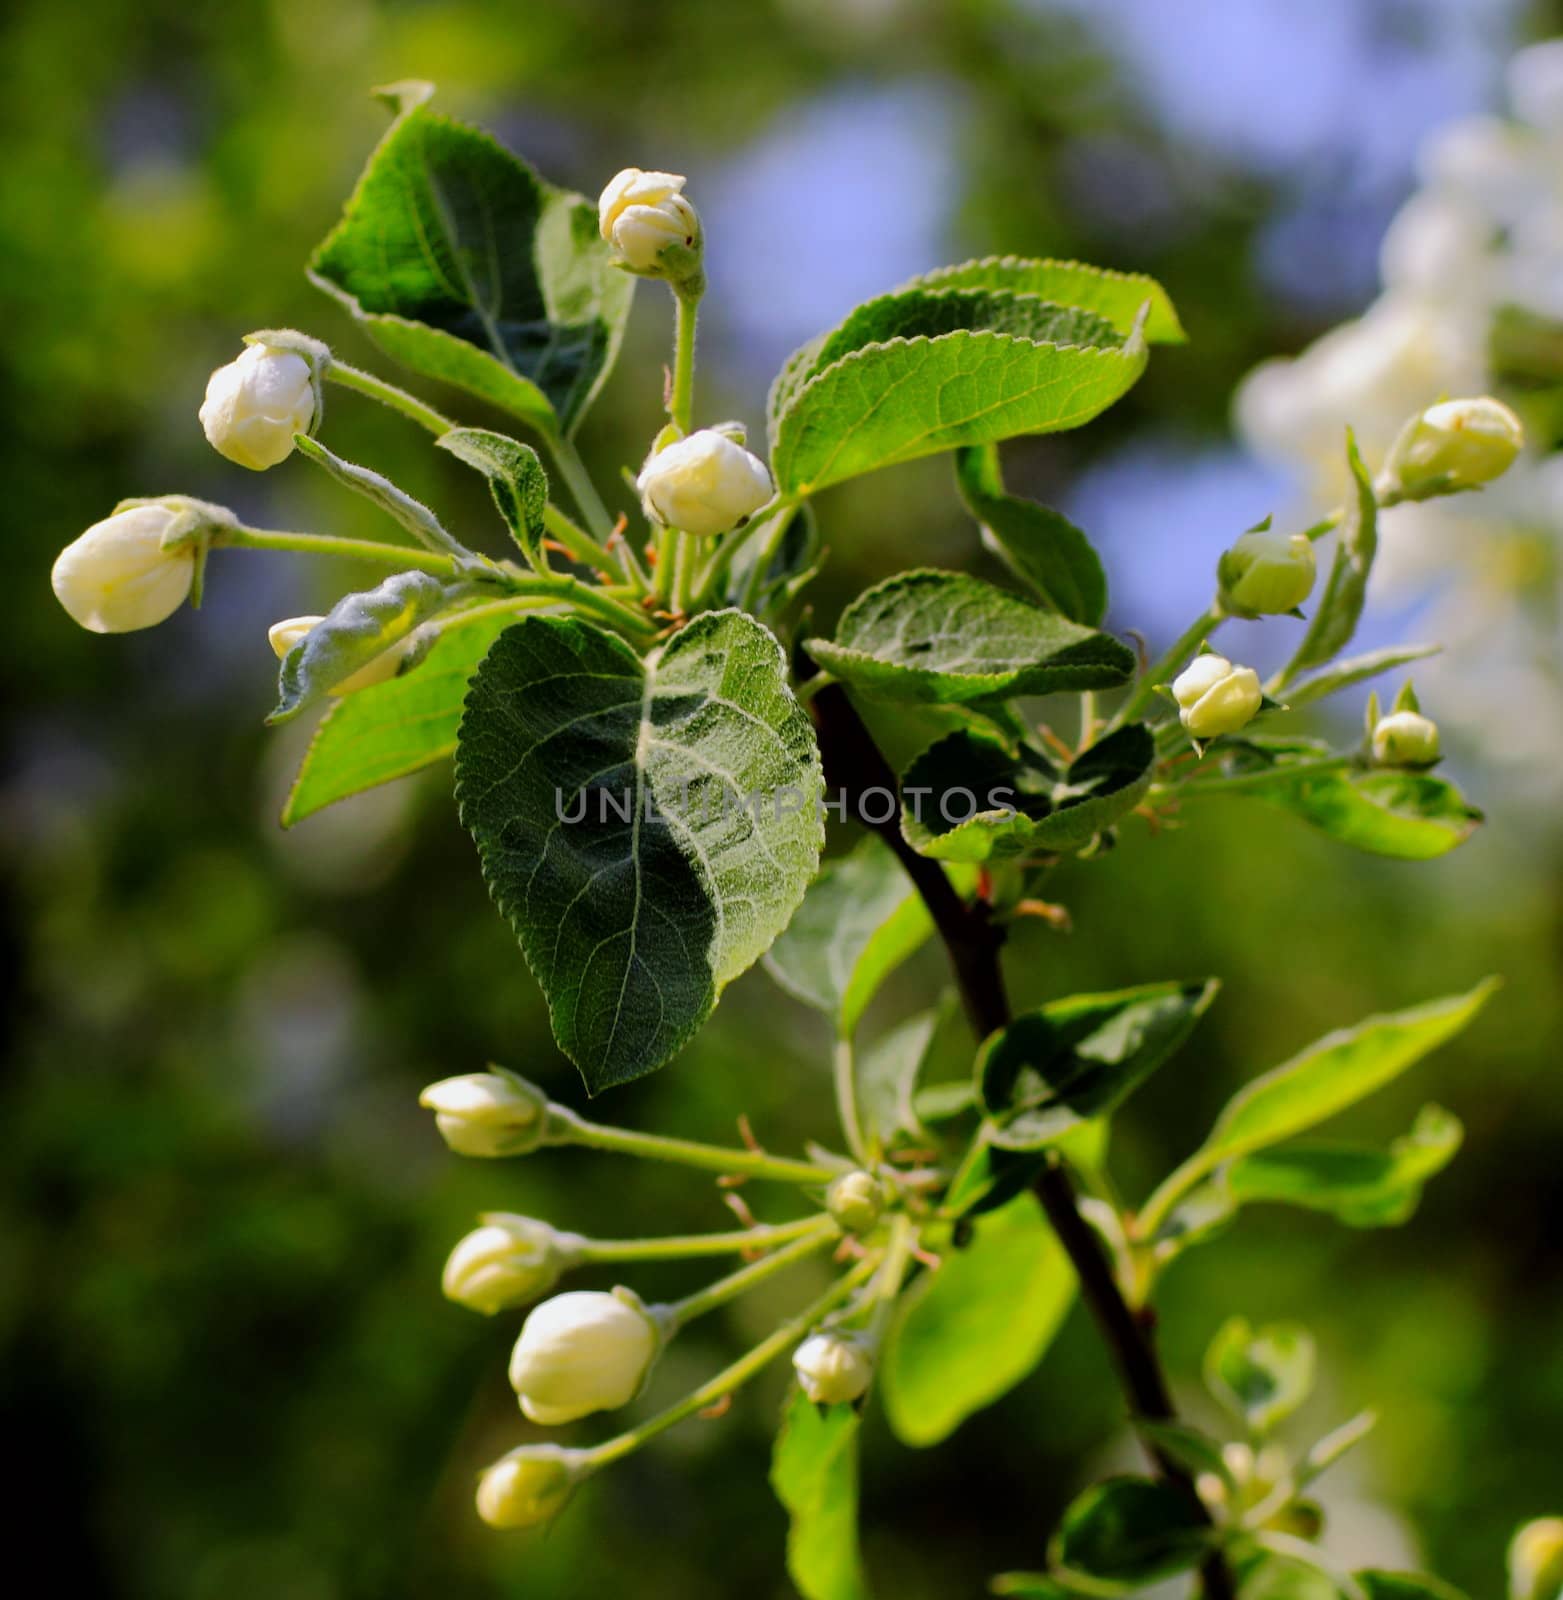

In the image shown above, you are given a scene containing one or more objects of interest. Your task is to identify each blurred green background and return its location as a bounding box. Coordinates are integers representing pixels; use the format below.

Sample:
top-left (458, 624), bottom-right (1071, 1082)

top-left (6, 1), bottom-right (1563, 1595)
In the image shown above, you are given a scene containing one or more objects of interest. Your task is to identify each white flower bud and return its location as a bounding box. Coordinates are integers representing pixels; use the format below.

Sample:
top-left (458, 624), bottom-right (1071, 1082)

top-left (442, 1214), bottom-right (581, 1316)
top-left (1381, 396), bottom-right (1524, 501)
top-left (1217, 528), bottom-right (1316, 617)
top-left (508, 1288), bottom-right (661, 1425)
top-left (636, 429), bottom-right (774, 538)
top-left (475, 1444), bottom-right (585, 1530)
top-left (1371, 709), bottom-right (1441, 769)
top-left (598, 168), bottom-right (700, 274)
top-left (417, 1068), bottom-right (549, 1158)
top-left (1509, 1516), bottom-right (1563, 1600)
top-left (792, 1331), bottom-right (874, 1406)
top-left (1172, 654), bottom-right (1263, 741)
top-left (52, 504), bottom-right (196, 634)
top-left (267, 615), bottom-right (413, 696)
top-left (199, 344), bottom-right (315, 471)
top-left (826, 1171), bottom-right (887, 1234)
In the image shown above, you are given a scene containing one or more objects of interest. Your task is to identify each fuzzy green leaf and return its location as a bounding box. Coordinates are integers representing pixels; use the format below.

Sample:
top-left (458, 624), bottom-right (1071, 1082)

top-left (882, 1193), bottom-right (1074, 1447)
top-left (807, 571), bottom-right (1135, 706)
top-left (456, 611), bottom-right (822, 1091)
top-left (1050, 1477), bottom-right (1212, 1592)
top-left (436, 428), bottom-right (548, 564)
top-left (1205, 1317), bottom-right (1316, 1435)
top-left (294, 434), bottom-right (460, 555)
top-left (1282, 645), bottom-right (1441, 709)
top-left (771, 1388), bottom-right (870, 1600)
top-left (309, 83), bottom-right (633, 435)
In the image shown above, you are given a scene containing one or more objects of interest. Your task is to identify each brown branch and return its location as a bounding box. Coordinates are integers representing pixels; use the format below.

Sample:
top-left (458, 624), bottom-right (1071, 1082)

top-left (810, 682), bottom-right (1235, 1600)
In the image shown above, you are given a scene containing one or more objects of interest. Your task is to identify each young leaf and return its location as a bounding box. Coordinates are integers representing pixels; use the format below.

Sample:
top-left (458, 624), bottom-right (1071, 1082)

top-left (771, 1387), bottom-right (870, 1600)
top-left (283, 611), bottom-right (513, 824)
top-left (1049, 1477), bottom-right (1212, 1592)
top-left (1276, 433), bottom-right (1378, 688)
top-left (899, 257), bottom-right (1186, 343)
top-left (1204, 1317), bottom-right (1316, 1435)
top-left (882, 1193), bottom-right (1074, 1447)
top-left (807, 570), bottom-right (1135, 706)
top-left (1282, 645), bottom-right (1440, 709)
top-left (955, 444), bottom-right (1107, 625)
top-left (979, 980), bottom-right (1219, 1150)
top-left (772, 314), bottom-right (1150, 496)
top-left (1225, 1104), bottom-right (1463, 1228)
top-left (856, 1007), bottom-right (942, 1149)
top-left (268, 570), bottom-right (469, 724)
top-left (309, 82), bottom-right (633, 436)
top-left (1354, 1573), bottom-right (1469, 1600)
top-left (294, 434), bottom-right (461, 556)
top-left (436, 428), bottom-right (548, 565)
top-left (901, 724), bottom-right (1154, 863)
top-left (456, 611), bottom-right (823, 1091)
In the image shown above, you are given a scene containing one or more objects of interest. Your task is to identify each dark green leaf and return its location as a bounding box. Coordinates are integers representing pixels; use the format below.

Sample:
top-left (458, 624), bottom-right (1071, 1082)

top-left (955, 444), bottom-right (1107, 624)
top-left (807, 571), bottom-right (1135, 705)
top-left (1355, 1572), bottom-right (1469, 1600)
top-left (901, 725), bottom-right (1154, 863)
top-left (456, 611), bottom-right (822, 1091)
top-left (1050, 1477), bottom-right (1211, 1592)
top-left (979, 980), bottom-right (1219, 1150)
top-left (1135, 1421), bottom-right (1236, 1490)
top-left (310, 83), bottom-right (633, 435)
top-left (436, 428), bottom-right (548, 565)
top-left (1205, 1317), bottom-right (1316, 1435)
top-left (283, 611), bottom-right (513, 824)
top-left (771, 1387), bottom-right (870, 1600)
top-left (883, 1193), bottom-right (1073, 1446)
top-left (269, 570), bottom-right (467, 724)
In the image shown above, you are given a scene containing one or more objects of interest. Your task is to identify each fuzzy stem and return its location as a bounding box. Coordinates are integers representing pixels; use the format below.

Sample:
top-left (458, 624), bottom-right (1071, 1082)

top-left (324, 361), bottom-right (454, 436)
top-left (669, 288), bottom-right (700, 435)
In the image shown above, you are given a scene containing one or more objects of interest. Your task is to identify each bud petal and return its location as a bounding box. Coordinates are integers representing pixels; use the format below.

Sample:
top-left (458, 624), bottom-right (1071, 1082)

top-left (508, 1288), bottom-right (661, 1425)
top-left (1371, 709), bottom-right (1440, 769)
top-left (475, 1443), bottom-right (587, 1530)
top-left (636, 429), bottom-right (774, 538)
top-left (826, 1171), bottom-right (888, 1235)
top-left (1172, 654), bottom-right (1263, 741)
top-left (52, 505), bottom-right (196, 634)
top-left (1509, 1516), bottom-right (1563, 1600)
top-left (199, 344), bottom-right (316, 471)
top-left (792, 1331), bottom-right (874, 1406)
top-left (1381, 396), bottom-right (1524, 501)
top-left (442, 1214), bottom-right (580, 1315)
top-left (598, 168), bottom-right (701, 277)
top-left (418, 1068), bottom-right (549, 1158)
top-left (1217, 529), bottom-right (1316, 617)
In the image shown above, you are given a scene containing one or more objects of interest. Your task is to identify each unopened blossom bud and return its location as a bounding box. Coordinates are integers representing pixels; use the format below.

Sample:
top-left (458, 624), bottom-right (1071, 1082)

top-left (1371, 709), bottom-right (1441, 769)
top-left (598, 168), bottom-right (701, 277)
top-left (637, 429), bottom-right (774, 537)
top-left (1381, 396), bottom-right (1524, 502)
top-left (52, 504), bottom-right (196, 633)
top-left (442, 1214), bottom-right (581, 1316)
top-left (418, 1068), bottom-right (549, 1158)
top-left (199, 344), bottom-right (315, 470)
top-left (267, 615), bottom-right (414, 696)
top-left (1509, 1516), bottom-right (1563, 1600)
top-left (508, 1288), bottom-right (662, 1425)
top-left (793, 1331), bottom-right (874, 1406)
top-left (1217, 528), bottom-right (1316, 617)
top-left (827, 1171), bottom-right (887, 1235)
top-left (1172, 654), bottom-right (1263, 741)
top-left (475, 1444), bottom-right (585, 1530)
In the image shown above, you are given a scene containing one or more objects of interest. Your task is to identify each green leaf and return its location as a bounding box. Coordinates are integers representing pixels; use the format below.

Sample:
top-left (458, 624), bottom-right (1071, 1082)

top-left (1278, 433), bottom-right (1378, 686)
top-left (771, 1387), bottom-right (870, 1600)
top-left (901, 725), bottom-right (1154, 863)
top-left (456, 611), bottom-right (823, 1091)
top-left (772, 311), bottom-right (1150, 496)
top-left (1298, 1410), bottom-right (1377, 1486)
top-left (1204, 1317), bottom-right (1316, 1435)
top-left (1354, 1572), bottom-right (1469, 1600)
top-left (1187, 981), bottom-right (1496, 1171)
top-left (294, 433), bottom-right (459, 555)
top-left (979, 980), bottom-right (1219, 1150)
top-left (436, 428), bottom-right (548, 565)
top-left (1236, 1555), bottom-right (1343, 1600)
top-left (309, 83), bottom-right (633, 435)
top-left (990, 1577), bottom-right (1076, 1599)
top-left (857, 1007), bottom-right (942, 1150)
top-left (1225, 1104), bottom-right (1463, 1228)
top-left (1049, 1477), bottom-right (1211, 1594)
top-left (268, 570), bottom-right (467, 725)
top-left (1283, 645), bottom-right (1440, 710)
top-left (955, 444), bottom-right (1107, 625)
top-left (807, 571), bottom-right (1135, 706)
top-left (283, 612), bottom-right (513, 825)
top-left (764, 836), bottom-right (975, 1038)
top-left (899, 257), bottom-right (1185, 343)
top-left (882, 1193), bottom-right (1074, 1447)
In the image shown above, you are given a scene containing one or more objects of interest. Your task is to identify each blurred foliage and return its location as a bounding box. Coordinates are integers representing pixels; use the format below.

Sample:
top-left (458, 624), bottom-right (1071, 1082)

top-left (4, 1), bottom-right (1563, 1596)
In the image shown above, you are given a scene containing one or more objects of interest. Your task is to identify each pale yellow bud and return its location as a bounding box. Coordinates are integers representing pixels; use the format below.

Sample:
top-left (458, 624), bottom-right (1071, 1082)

top-left (1172, 654), bottom-right (1263, 741)
top-left (475, 1444), bottom-right (584, 1530)
top-left (52, 505), bottom-right (196, 634)
top-left (508, 1289), bottom-right (661, 1425)
top-left (1217, 529), bottom-right (1316, 616)
top-left (827, 1171), bottom-right (887, 1234)
top-left (1510, 1516), bottom-right (1563, 1600)
top-left (597, 168), bottom-right (700, 274)
top-left (200, 344), bottom-right (315, 470)
top-left (792, 1331), bottom-right (874, 1406)
top-left (417, 1069), bottom-right (549, 1158)
top-left (637, 428), bottom-right (774, 537)
top-left (1371, 709), bottom-right (1441, 768)
top-left (442, 1215), bottom-right (580, 1315)
top-left (1382, 396), bottom-right (1524, 501)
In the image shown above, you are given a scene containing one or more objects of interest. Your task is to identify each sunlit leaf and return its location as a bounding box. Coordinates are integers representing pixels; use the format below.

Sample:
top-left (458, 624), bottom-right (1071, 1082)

top-left (771, 1388), bottom-right (870, 1600)
top-left (1205, 1317), bottom-right (1316, 1435)
top-left (436, 428), bottom-right (548, 565)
